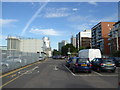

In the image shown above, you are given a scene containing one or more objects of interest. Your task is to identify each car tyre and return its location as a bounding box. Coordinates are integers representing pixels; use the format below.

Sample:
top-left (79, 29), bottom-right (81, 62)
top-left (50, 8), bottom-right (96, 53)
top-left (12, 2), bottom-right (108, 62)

top-left (97, 68), bottom-right (101, 73)
top-left (88, 70), bottom-right (92, 73)
top-left (72, 68), bottom-right (77, 73)
top-left (111, 70), bottom-right (115, 73)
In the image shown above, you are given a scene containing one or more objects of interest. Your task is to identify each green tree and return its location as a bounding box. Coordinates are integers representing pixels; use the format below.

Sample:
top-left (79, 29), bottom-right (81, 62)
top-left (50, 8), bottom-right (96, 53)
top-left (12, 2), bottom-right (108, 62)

top-left (61, 44), bottom-right (78, 56)
top-left (79, 46), bottom-right (86, 50)
top-left (52, 49), bottom-right (61, 56)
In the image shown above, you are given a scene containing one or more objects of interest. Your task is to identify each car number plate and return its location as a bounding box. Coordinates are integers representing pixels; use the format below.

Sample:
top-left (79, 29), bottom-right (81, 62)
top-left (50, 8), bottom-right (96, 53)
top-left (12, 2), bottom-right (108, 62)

top-left (106, 64), bottom-right (112, 66)
top-left (81, 64), bottom-right (87, 66)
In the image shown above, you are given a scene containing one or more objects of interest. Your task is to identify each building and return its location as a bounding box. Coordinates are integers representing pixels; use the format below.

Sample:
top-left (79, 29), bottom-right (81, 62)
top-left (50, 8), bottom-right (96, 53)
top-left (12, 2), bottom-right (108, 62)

top-left (92, 22), bottom-right (115, 55)
top-left (42, 37), bottom-right (52, 57)
top-left (0, 46), bottom-right (7, 59)
top-left (108, 21), bottom-right (120, 55)
top-left (71, 35), bottom-right (76, 48)
top-left (76, 30), bottom-right (91, 49)
top-left (6, 36), bottom-right (49, 57)
top-left (58, 40), bottom-right (68, 52)
top-left (118, 1), bottom-right (120, 21)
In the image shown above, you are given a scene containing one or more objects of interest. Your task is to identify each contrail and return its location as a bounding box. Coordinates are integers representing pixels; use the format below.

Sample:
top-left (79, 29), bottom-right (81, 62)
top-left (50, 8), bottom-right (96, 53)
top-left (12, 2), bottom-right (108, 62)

top-left (20, 2), bottom-right (49, 36)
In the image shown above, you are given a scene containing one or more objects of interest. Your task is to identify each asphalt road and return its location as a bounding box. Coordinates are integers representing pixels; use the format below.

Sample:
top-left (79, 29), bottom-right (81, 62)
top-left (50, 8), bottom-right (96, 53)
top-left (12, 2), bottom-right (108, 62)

top-left (1, 58), bottom-right (119, 89)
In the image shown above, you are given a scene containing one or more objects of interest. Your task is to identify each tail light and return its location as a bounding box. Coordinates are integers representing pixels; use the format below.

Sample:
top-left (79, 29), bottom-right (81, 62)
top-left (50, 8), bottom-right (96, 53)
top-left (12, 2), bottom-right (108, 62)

top-left (90, 64), bottom-right (92, 67)
top-left (75, 63), bottom-right (78, 66)
top-left (100, 63), bottom-right (105, 66)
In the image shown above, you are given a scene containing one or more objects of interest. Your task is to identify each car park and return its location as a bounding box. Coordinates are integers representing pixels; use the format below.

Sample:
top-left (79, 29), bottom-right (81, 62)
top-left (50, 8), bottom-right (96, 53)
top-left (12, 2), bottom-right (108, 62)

top-left (69, 58), bottom-right (92, 73)
top-left (91, 58), bottom-right (116, 72)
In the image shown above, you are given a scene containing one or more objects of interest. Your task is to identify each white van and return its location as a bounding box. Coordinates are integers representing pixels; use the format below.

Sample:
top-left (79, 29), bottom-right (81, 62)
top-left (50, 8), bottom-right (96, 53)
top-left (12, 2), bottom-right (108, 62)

top-left (78, 49), bottom-right (102, 61)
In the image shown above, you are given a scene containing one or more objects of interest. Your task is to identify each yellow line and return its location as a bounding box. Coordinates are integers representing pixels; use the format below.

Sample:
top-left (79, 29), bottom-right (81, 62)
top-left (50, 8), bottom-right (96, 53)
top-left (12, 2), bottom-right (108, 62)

top-left (0, 71), bottom-right (28, 88)
top-left (0, 61), bottom-right (41, 78)
top-left (0, 59), bottom-right (48, 88)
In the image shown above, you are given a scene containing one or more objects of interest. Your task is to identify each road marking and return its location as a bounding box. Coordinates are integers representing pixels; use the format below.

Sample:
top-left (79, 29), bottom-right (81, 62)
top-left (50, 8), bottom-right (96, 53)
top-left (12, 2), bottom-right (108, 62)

top-left (54, 66), bottom-right (58, 70)
top-left (0, 70), bottom-right (28, 89)
top-left (64, 65), bottom-right (75, 76)
top-left (92, 71), bottom-right (103, 76)
top-left (0, 60), bottom-right (43, 78)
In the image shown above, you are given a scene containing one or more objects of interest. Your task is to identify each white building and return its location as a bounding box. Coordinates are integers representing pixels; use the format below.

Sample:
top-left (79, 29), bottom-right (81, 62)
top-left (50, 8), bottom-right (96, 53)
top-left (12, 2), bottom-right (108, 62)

top-left (7, 36), bottom-right (44, 57)
top-left (76, 30), bottom-right (91, 49)
top-left (42, 37), bottom-right (52, 57)
top-left (71, 35), bottom-right (76, 48)
top-left (58, 40), bottom-right (68, 52)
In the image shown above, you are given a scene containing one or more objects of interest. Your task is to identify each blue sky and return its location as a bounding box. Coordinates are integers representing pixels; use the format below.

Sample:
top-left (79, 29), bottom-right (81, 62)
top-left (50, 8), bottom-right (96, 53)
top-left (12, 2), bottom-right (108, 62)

top-left (1, 2), bottom-right (118, 50)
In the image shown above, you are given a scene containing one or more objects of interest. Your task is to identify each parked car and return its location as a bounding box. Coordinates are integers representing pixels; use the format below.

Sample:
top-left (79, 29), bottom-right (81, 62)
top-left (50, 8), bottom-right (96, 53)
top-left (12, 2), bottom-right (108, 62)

top-left (66, 57), bottom-right (76, 67)
top-left (109, 57), bottom-right (120, 67)
top-left (91, 58), bottom-right (116, 72)
top-left (52, 55), bottom-right (63, 59)
top-left (39, 57), bottom-right (45, 61)
top-left (78, 49), bottom-right (102, 61)
top-left (69, 58), bottom-right (92, 73)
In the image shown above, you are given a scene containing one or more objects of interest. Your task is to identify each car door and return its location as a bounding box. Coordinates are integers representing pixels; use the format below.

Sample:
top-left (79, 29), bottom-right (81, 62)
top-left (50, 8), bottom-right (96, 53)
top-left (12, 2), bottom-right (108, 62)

top-left (94, 59), bottom-right (101, 69)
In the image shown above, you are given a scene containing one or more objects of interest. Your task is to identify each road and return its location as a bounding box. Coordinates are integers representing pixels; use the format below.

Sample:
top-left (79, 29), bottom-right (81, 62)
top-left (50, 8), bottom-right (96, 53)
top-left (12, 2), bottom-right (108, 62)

top-left (1, 58), bottom-right (119, 89)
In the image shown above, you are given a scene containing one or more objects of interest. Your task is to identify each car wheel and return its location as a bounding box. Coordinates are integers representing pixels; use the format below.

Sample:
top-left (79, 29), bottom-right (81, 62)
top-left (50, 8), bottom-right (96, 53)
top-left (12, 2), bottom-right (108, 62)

top-left (111, 70), bottom-right (115, 73)
top-left (88, 70), bottom-right (92, 73)
top-left (73, 68), bottom-right (77, 73)
top-left (97, 68), bottom-right (101, 73)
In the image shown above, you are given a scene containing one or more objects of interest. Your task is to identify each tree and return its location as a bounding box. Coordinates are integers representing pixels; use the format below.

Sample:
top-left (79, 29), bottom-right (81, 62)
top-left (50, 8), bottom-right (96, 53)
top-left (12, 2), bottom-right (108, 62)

top-left (79, 46), bottom-right (86, 50)
top-left (61, 44), bottom-right (78, 56)
top-left (52, 49), bottom-right (61, 56)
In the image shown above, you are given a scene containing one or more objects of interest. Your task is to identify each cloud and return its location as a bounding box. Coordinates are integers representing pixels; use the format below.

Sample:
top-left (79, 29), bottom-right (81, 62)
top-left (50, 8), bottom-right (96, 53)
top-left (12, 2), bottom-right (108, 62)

top-left (68, 15), bottom-right (90, 22)
top-left (0, 35), bottom-right (7, 40)
top-left (71, 23), bottom-right (91, 31)
top-left (29, 28), bottom-right (61, 36)
top-left (0, 19), bottom-right (18, 27)
top-left (20, 2), bottom-right (48, 36)
top-left (88, 1), bottom-right (98, 6)
top-left (90, 14), bottom-right (117, 23)
top-left (72, 8), bottom-right (79, 11)
top-left (44, 8), bottom-right (70, 18)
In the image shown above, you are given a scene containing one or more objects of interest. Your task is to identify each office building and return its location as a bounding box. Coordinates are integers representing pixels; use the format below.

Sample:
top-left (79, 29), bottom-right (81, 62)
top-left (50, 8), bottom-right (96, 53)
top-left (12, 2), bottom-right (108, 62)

top-left (108, 21), bottom-right (120, 55)
top-left (42, 37), bottom-right (52, 57)
top-left (92, 22), bottom-right (115, 55)
top-left (71, 35), bottom-right (76, 48)
top-left (58, 40), bottom-right (68, 52)
top-left (7, 36), bottom-right (52, 57)
top-left (76, 30), bottom-right (91, 49)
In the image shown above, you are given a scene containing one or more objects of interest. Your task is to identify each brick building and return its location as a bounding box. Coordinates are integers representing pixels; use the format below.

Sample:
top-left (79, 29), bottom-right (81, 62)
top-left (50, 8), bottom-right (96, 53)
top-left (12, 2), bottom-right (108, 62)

top-left (92, 22), bottom-right (115, 55)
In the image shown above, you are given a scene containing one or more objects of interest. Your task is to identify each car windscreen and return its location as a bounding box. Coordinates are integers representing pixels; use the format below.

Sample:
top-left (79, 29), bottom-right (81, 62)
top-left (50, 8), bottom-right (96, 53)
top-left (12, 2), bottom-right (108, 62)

top-left (102, 59), bottom-right (114, 63)
top-left (77, 58), bottom-right (89, 63)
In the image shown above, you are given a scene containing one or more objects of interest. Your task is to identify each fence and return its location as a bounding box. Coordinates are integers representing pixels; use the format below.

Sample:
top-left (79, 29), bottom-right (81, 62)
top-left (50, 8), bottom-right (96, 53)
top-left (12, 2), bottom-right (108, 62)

top-left (0, 50), bottom-right (43, 73)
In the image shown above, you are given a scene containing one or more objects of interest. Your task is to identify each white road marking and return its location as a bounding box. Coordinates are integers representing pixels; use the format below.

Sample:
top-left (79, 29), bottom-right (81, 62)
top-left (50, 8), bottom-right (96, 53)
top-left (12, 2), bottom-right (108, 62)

top-left (64, 65), bottom-right (117, 77)
top-left (64, 65), bottom-right (75, 76)
top-left (54, 66), bottom-right (58, 70)
top-left (92, 71), bottom-right (103, 76)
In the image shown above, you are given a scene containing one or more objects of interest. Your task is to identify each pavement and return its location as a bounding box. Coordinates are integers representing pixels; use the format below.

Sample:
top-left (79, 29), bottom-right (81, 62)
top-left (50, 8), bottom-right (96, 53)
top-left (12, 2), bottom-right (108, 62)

top-left (0, 58), bottom-right (119, 89)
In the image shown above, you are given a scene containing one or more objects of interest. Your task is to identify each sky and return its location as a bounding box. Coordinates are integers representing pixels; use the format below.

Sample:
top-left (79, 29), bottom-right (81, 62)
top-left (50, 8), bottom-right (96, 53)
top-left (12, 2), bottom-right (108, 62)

top-left (1, 2), bottom-right (118, 50)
